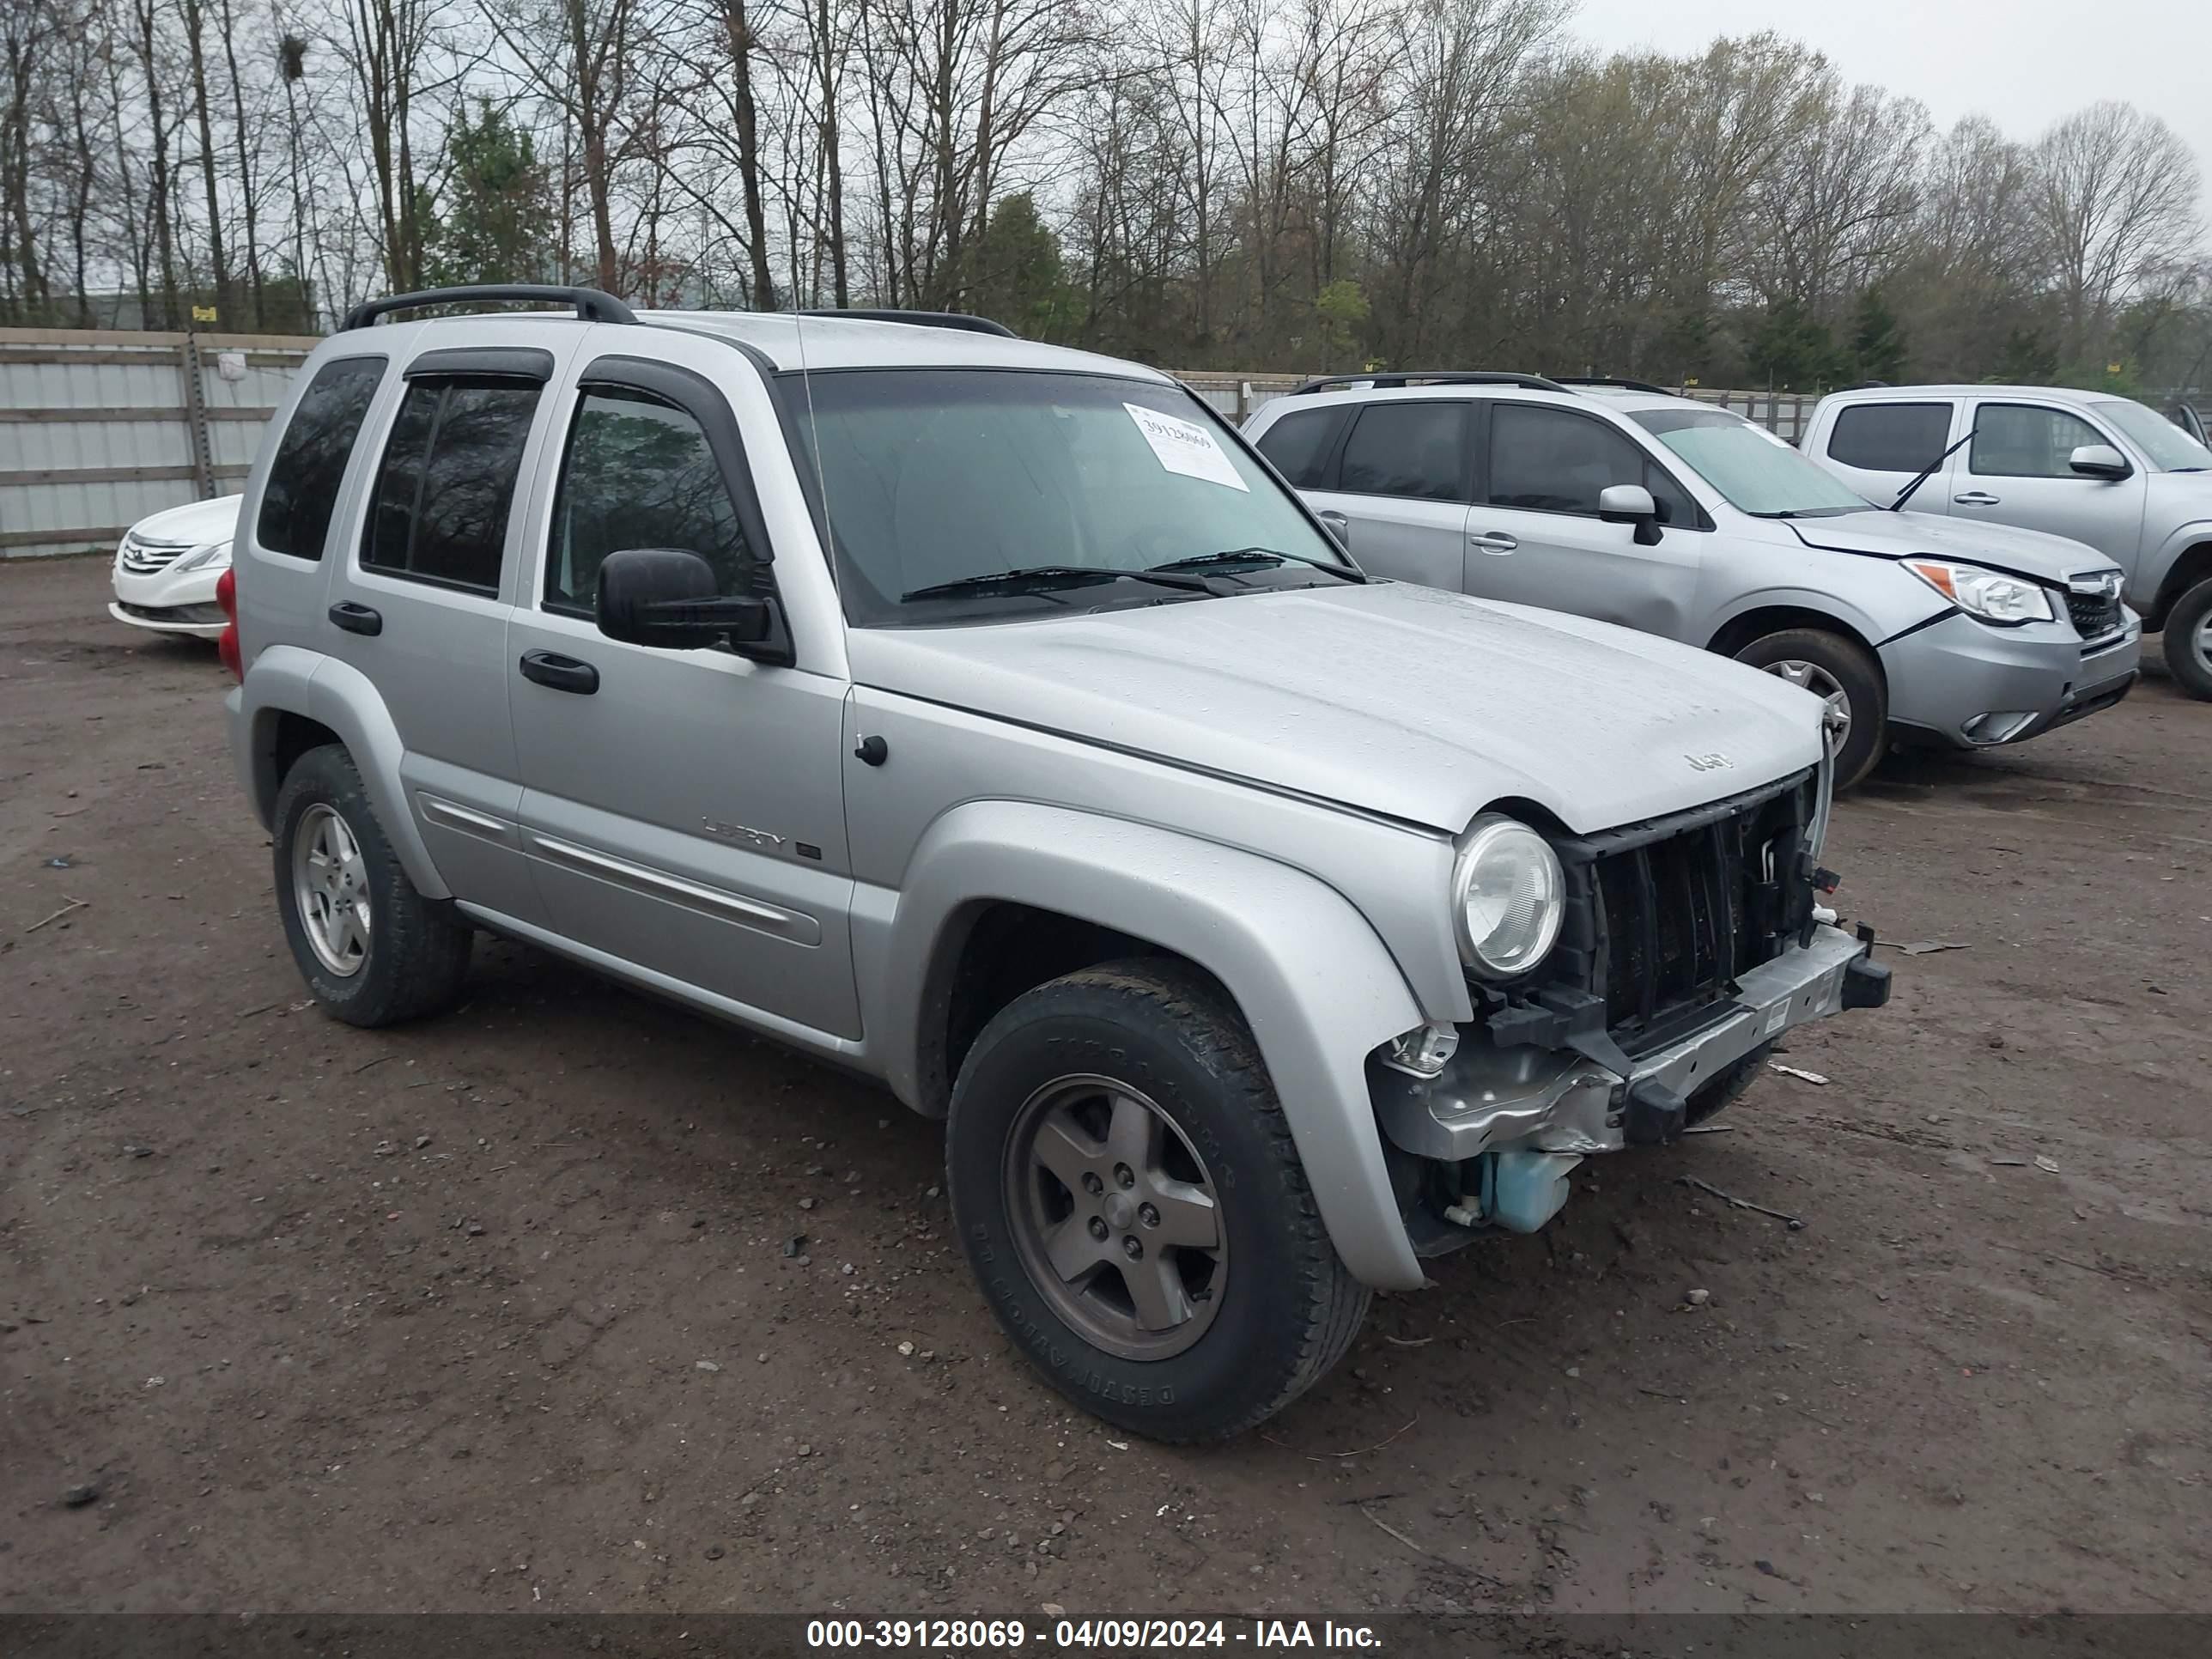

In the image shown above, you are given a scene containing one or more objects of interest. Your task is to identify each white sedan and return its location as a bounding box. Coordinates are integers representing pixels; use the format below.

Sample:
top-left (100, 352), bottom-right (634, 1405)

top-left (109, 494), bottom-right (243, 640)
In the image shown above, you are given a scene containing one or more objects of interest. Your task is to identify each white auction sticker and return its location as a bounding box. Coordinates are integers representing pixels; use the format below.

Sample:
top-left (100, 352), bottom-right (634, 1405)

top-left (1124, 402), bottom-right (1249, 491)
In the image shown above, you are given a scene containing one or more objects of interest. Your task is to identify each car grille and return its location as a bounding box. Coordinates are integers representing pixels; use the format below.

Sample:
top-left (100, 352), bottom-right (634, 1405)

top-left (2065, 586), bottom-right (2122, 645)
top-left (119, 535), bottom-right (191, 574)
top-left (1539, 769), bottom-right (1822, 1052)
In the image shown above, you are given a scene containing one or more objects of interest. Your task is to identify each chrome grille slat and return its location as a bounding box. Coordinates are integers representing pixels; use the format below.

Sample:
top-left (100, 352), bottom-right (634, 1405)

top-left (118, 535), bottom-right (190, 574)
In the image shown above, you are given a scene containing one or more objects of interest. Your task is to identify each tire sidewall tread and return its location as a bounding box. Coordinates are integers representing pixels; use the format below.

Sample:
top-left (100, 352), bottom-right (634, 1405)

top-left (947, 958), bottom-right (1368, 1443)
top-left (271, 744), bottom-right (470, 1028)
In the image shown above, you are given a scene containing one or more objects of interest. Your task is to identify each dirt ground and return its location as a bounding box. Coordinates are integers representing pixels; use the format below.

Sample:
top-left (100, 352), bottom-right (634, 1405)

top-left (2, 551), bottom-right (2207, 1618)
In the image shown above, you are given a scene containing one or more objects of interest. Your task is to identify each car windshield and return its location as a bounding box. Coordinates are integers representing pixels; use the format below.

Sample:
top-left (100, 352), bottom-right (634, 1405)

top-left (2090, 399), bottom-right (2212, 472)
top-left (1629, 406), bottom-right (1875, 516)
top-left (776, 368), bottom-right (1356, 626)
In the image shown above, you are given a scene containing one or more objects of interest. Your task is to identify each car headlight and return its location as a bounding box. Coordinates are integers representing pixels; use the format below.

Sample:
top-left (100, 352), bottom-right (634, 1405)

top-left (1452, 815), bottom-right (1565, 978)
top-left (172, 541), bottom-right (233, 574)
top-left (1904, 559), bottom-right (2053, 625)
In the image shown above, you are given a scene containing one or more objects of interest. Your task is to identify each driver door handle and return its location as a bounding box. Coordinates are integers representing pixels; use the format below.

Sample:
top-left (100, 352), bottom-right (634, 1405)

top-left (1954, 491), bottom-right (2002, 506)
top-left (519, 649), bottom-right (599, 695)
top-left (1468, 531), bottom-right (1519, 554)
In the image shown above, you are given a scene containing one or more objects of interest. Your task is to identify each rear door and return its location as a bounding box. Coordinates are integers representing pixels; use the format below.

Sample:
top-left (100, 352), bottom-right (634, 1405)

top-left (321, 331), bottom-right (580, 926)
top-left (1295, 399), bottom-right (1472, 588)
top-left (1460, 401), bottom-right (1707, 641)
top-left (1814, 398), bottom-right (1960, 510)
top-left (506, 335), bottom-right (860, 1040)
top-left (1954, 398), bottom-right (2148, 567)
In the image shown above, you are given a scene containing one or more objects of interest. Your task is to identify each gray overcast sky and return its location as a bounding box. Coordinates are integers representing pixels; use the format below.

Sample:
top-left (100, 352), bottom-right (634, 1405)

top-left (1570, 0), bottom-right (2212, 220)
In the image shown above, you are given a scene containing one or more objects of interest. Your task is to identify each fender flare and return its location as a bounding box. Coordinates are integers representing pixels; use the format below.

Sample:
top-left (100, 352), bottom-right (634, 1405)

top-left (2142, 521), bottom-right (2212, 615)
top-left (233, 647), bottom-right (450, 898)
top-left (1705, 585), bottom-right (1916, 654)
top-left (865, 799), bottom-right (1429, 1290)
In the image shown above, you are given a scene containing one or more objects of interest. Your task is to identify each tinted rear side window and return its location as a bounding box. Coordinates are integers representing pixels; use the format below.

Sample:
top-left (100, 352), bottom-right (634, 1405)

top-left (1338, 402), bottom-right (1468, 501)
top-left (1252, 407), bottom-right (1342, 488)
top-left (363, 380), bottom-right (541, 594)
top-left (1826, 403), bottom-right (1950, 471)
top-left (256, 356), bottom-right (385, 559)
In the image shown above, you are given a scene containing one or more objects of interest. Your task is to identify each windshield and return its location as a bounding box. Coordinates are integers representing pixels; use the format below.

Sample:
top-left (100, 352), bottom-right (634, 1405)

top-left (2091, 399), bottom-right (2212, 472)
top-left (1630, 407), bottom-right (1875, 516)
top-left (776, 368), bottom-right (1355, 625)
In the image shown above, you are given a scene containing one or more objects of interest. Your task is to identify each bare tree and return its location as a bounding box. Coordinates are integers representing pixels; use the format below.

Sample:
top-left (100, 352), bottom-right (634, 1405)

top-left (2034, 100), bottom-right (2202, 360)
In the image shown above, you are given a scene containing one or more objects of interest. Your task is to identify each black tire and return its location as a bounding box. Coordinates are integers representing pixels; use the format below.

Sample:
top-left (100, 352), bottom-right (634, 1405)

top-left (946, 958), bottom-right (1369, 1442)
top-left (2160, 576), bottom-right (2212, 701)
top-left (1685, 1040), bottom-right (1776, 1126)
top-left (271, 744), bottom-right (471, 1027)
top-left (1731, 628), bottom-right (1887, 788)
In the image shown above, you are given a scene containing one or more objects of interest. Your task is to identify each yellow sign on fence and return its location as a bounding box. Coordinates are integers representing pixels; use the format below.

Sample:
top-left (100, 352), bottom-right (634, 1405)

top-left (191, 305), bottom-right (218, 322)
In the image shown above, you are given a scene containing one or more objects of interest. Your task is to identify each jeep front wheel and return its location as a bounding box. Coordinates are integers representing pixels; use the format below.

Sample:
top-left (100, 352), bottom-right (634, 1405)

top-left (946, 959), bottom-right (1367, 1442)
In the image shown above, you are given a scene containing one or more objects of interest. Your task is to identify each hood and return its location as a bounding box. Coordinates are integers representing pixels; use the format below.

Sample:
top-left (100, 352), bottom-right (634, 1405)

top-left (1789, 509), bottom-right (2114, 585)
top-left (125, 493), bottom-right (243, 550)
top-left (845, 581), bottom-right (1825, 836)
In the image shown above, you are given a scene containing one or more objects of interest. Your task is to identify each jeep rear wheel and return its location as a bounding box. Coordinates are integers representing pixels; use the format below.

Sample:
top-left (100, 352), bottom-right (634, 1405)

top-left (946, 959), bottom-right (1368, 1442)
top-left (272, 744), bottom-right (472, 1027)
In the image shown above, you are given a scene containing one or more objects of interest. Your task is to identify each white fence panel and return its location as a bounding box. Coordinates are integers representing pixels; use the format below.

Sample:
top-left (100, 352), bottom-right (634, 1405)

top-left (0, 329), bottom-right (315, 559)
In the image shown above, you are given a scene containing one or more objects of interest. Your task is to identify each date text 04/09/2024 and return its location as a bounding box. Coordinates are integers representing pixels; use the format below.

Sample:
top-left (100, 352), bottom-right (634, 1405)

top-left (804, 1620), bottom-right (1383, 1650)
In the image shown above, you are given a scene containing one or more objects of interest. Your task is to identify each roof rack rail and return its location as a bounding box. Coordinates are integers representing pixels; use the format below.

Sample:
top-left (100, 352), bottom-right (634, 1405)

top-left (1289, 370), bottom-right (1568, 396)
top-left (1550, 375), bottom-right (1671, 395)
top-left (797, 307), bottom-right (1017, 339)
top-left (339, 284), bottom-right (637, 332)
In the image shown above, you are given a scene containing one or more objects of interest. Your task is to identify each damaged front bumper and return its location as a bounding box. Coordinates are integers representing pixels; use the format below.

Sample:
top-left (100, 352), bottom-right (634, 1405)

top-left (1370, 923), bottom-right (1890, 1242)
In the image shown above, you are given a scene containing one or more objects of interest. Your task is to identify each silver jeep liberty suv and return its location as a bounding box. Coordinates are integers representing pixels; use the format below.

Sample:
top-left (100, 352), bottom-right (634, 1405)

top-left (220, 287), bottom-right (1891, 1441)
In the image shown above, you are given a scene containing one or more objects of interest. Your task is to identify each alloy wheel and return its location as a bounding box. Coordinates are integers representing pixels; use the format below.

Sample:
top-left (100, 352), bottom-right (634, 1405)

top-left (1763, 658), bottom-right (1852, 748)
top-left (1004, 1074), bottom-right (1227, 1361)
top-left (292, 803), bottom-right (371, 977)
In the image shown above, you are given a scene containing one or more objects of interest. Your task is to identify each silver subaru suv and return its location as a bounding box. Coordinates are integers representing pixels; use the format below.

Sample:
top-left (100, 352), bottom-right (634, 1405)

top-left (220, 289), bottom-right (1889, 1441)
top-left (1247, 374), bottom-right (2142, 786)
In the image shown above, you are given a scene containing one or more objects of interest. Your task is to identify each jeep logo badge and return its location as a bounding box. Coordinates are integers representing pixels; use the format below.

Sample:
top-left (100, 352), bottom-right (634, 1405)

top-left (1685, 752), bottom-right (1734, 773)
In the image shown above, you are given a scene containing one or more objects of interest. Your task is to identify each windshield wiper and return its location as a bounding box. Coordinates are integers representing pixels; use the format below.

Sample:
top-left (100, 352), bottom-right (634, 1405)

top-left (901, 564), bottom-right (1215, 603)
top-left (1888, 429), bottom-right (1977, 511)
top-left (1151, 546), bottom-right (1364, 580)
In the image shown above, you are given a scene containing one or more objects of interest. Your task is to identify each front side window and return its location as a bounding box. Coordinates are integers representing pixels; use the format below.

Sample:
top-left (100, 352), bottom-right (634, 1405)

top-left (1251, 406), bottom-right (1342, 488)
top-left (1826, 402), bottom-right (1950, 472)
top-left (548, 388), bottom-right (756, 614)
top-left (1337, 402), bottom-right (1468, 501)
top-left (776, 369), bottom-right (1354, 627)
top-left (1488, 404), bottom-right (1697, 525)
top-left (1632, 407), bottom-right (1872, 517)
top-left (256, 356), bottom-right (385, 560)
top-left (362, 380), bottom-right (541, 593)
top-left (2089, 399), bottom-right (2210, 472)
top-left (1970, 404), bottom-right (2106, 478)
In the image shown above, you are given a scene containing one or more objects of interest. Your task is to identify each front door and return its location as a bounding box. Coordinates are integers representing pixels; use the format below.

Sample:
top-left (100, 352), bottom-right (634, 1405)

top-left (1461, 401), bottom-right (1707, 642)
top-left (506, 341), bottom-right (860, 1040)
top-left (1956, 399), bottom-right (2149, 575)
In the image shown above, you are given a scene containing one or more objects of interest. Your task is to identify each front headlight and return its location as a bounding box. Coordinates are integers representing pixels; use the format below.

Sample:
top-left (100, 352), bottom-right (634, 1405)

top-left (1904, 558), bottom-right (2053, 625)
top-left (173, 541), bottom-right (233, 574)
top-left (1452, 815), bottom-right (1565, 979)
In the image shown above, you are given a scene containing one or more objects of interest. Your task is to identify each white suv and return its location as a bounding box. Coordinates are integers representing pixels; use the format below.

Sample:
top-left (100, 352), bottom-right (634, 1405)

top-left (1804, 385), bottom-right (2212, 698)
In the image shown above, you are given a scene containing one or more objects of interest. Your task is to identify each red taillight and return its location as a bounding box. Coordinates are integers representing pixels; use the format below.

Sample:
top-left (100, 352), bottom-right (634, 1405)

top-left (216, 567), bottom-right (241, 681)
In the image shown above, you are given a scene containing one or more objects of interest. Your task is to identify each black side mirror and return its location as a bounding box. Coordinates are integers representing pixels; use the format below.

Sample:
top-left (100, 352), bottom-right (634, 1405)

top-left (596, 548), bottom-right (773, 649)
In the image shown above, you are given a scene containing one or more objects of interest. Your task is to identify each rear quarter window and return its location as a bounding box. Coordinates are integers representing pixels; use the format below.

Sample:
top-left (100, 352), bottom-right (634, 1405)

top-left (1826, 402), bottom-right (1951, 472)
top-left (255, 356), bottom-right (386, 560)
